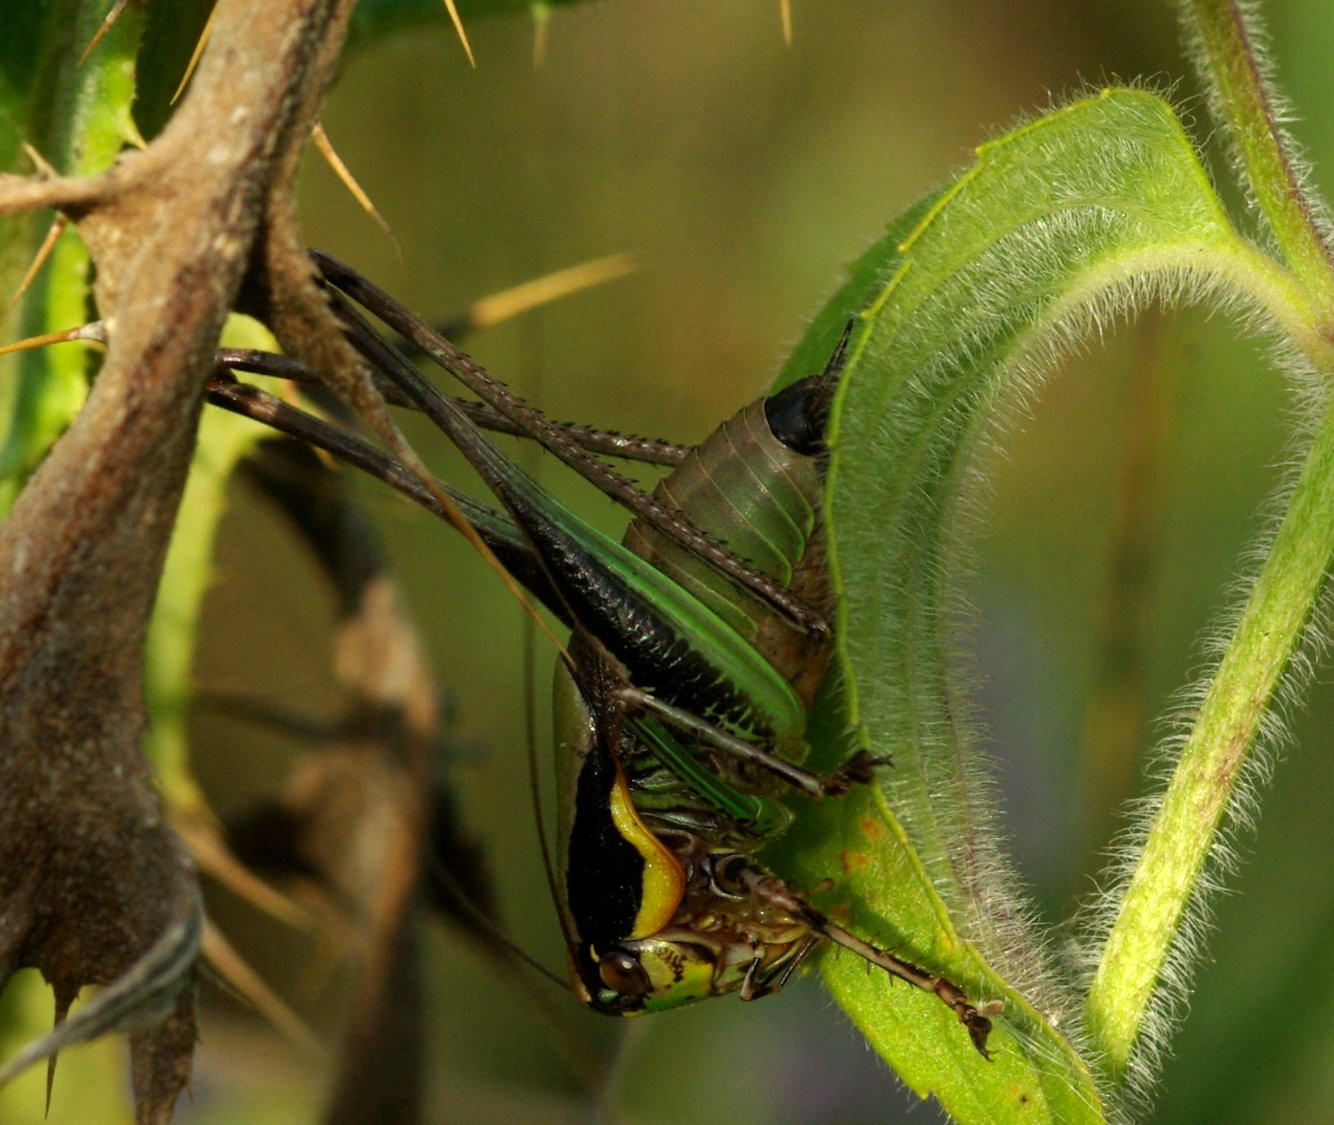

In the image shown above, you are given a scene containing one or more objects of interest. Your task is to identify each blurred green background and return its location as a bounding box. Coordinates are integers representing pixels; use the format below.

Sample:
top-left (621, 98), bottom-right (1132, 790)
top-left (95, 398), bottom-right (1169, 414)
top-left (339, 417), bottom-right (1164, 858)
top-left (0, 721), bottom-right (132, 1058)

top-left (13, 0), bottom-right (1334, 1121)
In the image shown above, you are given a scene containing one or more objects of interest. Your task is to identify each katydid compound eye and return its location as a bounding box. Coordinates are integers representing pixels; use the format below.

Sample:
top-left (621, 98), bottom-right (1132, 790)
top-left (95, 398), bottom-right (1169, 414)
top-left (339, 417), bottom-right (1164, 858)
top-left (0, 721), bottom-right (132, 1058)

top-left (598, 948), bottom-right (650, 995)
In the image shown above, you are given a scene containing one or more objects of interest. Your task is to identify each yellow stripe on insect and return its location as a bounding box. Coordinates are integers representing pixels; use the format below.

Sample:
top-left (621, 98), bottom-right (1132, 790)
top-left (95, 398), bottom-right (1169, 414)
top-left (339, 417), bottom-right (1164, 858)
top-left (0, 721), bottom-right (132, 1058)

top-left (608, 765), bottom-right (685, 937)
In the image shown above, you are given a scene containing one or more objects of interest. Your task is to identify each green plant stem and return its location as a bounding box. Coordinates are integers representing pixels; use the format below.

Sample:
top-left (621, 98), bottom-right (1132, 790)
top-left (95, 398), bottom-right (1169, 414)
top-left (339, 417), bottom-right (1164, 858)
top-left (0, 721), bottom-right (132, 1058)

top-left (1184, 0), bottom-right (1334, 307)
top-left (1085, 349), bottom-right (1334, 1082)
top-left (1080, 4), bottom-right (1334, 1087)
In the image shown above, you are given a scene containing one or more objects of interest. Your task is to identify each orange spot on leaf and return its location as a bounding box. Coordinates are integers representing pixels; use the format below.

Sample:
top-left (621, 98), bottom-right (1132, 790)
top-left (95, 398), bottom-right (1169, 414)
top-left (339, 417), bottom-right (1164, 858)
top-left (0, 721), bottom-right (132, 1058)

top-left (839, 849), bottom-right (869, 874)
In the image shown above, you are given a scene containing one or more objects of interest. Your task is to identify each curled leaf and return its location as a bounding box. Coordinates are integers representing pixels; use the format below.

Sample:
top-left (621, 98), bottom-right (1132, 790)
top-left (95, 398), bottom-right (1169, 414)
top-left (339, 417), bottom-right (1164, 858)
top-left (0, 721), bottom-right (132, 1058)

top-left (770, 88), bottom-right (1260, 1122)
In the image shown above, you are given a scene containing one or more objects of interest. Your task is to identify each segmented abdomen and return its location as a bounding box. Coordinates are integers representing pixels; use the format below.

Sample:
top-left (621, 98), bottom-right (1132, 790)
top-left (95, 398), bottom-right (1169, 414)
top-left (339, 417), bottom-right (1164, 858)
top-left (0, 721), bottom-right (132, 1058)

top-left (622, 391), bottom-right (832, 708)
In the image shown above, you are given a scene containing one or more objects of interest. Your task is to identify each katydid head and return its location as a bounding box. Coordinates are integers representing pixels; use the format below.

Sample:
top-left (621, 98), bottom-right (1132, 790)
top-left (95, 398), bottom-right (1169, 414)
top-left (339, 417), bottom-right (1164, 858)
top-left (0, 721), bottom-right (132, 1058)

top-left (553, 660), bottom-right (817, 1016)
top-left (568, 914), bottom-right (815, 1015)
top-left (567, 935), bottom-right (719, 1015)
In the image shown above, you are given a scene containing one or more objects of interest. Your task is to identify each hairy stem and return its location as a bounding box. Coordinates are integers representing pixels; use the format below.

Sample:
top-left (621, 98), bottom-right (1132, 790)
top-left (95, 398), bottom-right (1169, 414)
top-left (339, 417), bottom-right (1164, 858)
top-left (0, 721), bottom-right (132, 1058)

top-left (1084, 326), bottom-right (1334, 1086)
top-left (1078, 5), bottom-right (1334, 1093)
top-left (1182, 0), bottom-right (1334, 306)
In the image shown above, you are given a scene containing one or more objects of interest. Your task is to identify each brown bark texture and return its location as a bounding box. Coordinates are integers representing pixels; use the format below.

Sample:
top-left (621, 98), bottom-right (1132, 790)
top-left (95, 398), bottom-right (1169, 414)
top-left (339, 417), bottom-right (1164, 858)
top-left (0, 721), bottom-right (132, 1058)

top-left (0, 1), bottom-right (360, 1118)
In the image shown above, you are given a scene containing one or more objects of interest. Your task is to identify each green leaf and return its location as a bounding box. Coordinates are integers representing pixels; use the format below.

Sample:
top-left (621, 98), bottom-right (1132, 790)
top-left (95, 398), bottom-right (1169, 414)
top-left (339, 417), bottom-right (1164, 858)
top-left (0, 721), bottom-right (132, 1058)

top-left (144, 316), bottom-right (279, 810)
top-left (767, 88), bottom-right (1259, 1122)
